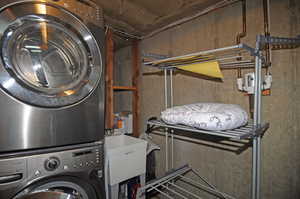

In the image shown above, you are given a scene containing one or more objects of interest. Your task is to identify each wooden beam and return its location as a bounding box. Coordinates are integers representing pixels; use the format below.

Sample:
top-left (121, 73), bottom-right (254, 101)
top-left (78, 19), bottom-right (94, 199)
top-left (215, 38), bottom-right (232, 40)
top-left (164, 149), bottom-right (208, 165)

top-left (132, 40), bottom-right (140, 137)
top-left (105, 29), bottom-right (114, 129)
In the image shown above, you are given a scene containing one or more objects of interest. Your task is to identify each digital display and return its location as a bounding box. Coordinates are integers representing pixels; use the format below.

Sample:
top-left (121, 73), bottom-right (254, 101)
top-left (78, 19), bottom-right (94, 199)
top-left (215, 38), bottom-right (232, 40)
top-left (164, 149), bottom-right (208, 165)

top-left (73, 150), bottom-right (93, 157)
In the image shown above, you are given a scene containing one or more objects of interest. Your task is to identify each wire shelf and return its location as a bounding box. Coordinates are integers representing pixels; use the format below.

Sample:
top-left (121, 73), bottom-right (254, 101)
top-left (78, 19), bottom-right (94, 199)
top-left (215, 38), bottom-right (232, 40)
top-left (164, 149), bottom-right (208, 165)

top-left (258, 35), bottom-right (300, 50)
top-left (137, 164), bottom-right (236, 199)
top-left (143, 44), bottom-right (259, 69)
top-left (147, 119), bottom-right (269, 140)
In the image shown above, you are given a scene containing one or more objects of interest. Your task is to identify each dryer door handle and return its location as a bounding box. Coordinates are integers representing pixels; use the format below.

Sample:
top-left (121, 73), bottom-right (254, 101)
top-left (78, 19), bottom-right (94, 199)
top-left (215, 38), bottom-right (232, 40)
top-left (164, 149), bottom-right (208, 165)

top-left (0, 173), bottom-right (22, 184)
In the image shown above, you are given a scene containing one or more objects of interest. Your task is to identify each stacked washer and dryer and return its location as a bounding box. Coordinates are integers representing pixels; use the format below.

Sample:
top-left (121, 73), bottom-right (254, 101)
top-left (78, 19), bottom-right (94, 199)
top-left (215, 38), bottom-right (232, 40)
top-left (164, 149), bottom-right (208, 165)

top-left (0, 0), bottom-right (106, 198)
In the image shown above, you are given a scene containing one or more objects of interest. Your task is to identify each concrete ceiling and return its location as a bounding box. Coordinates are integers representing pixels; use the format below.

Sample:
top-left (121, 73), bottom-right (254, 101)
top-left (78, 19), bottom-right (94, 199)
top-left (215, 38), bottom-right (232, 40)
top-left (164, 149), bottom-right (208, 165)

top-left (95, 0), bottom-right (224, 37)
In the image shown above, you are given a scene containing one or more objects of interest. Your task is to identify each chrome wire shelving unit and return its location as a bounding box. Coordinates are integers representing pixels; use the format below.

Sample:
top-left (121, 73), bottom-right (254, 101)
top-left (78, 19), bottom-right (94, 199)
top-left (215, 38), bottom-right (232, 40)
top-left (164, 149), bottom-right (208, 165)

top-left (143, 43), bottom-right (261, 69)
top-left (147, 119), bottom-right (270, 140)
top-left (137, 165), bottom-right (235, 199)
top-left (138, 35), bottom-right (300, 199)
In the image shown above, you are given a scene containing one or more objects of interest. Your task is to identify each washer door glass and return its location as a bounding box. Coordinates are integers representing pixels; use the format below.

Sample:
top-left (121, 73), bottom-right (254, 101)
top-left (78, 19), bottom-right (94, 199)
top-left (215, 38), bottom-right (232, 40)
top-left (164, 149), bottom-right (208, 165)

top-left (14, 180), bottom-right (95, 199)
top-left (0, 2), bottom-right (102, 107)
top-left (17, 190), bottom-right (81, 199)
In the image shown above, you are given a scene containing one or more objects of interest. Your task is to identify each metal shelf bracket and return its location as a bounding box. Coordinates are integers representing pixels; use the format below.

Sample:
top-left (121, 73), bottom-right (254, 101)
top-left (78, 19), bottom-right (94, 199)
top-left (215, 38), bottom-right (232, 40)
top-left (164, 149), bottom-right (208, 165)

top-left (257, 35), bottom-right (300, 50)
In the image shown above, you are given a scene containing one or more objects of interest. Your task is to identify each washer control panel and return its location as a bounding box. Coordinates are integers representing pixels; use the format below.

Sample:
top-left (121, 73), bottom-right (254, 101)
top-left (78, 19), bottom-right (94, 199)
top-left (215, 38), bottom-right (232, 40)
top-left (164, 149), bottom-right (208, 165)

top-left (72, 147), bottom-right (101, 169)
top-left (25, 143), bottom-right (103, 180)
top-left (44, 157), bottom-right (60, 171)
top-left (0, 142), bottom-right (103, 189)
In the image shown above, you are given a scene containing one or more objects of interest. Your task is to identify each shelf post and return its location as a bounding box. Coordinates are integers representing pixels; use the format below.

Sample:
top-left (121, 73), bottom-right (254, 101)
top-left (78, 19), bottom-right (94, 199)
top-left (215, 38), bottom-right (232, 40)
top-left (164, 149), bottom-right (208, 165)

top-left (164, 69), bottom-right (169, 171)
top-left (252, 36), bottom-right (263, 199)
top-left (170, 69), bottom-right (174, 169)
top-left (163, 68), bottom-right (175, 171)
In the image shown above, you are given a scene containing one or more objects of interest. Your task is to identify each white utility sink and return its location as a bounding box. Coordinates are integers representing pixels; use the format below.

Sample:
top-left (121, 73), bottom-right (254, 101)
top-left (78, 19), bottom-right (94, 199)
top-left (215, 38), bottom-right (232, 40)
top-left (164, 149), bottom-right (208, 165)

top-left (105, 134), bottom-right (147, 185)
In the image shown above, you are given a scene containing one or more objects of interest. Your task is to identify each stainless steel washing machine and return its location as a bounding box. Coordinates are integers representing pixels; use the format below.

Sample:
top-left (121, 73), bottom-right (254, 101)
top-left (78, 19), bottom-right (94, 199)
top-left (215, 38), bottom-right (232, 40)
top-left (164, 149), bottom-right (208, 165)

top-left (0, 141), bottom-right (105, 199)
top-left (0, 0), bottom-right (105, 152)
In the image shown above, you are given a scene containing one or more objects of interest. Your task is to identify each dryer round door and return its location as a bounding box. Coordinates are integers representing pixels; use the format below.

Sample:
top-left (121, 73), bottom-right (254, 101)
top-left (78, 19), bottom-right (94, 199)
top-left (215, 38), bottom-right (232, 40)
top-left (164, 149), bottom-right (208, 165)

top-left (0, 1), bottom-right (102, 107)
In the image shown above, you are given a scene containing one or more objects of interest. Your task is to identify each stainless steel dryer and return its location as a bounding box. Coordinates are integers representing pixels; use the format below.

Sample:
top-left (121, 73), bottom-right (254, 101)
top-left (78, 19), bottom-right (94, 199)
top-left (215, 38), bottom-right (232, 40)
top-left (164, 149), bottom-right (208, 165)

top-left (0, 141), bottom-right (105, 199)
top-left (0, 0), bottom-right (105, 152)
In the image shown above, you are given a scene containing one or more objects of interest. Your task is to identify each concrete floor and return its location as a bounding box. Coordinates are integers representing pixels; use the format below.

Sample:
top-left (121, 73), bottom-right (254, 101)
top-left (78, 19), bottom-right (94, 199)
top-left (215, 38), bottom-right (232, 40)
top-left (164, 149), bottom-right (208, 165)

top-left (114, 0), bottom-right (300, 198)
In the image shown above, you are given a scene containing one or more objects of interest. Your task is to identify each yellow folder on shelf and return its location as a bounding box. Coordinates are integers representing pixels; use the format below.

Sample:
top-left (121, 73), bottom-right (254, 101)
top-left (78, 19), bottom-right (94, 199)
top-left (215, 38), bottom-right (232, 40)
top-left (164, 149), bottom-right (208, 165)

top-left (177, 60), bottom-right (223, 79)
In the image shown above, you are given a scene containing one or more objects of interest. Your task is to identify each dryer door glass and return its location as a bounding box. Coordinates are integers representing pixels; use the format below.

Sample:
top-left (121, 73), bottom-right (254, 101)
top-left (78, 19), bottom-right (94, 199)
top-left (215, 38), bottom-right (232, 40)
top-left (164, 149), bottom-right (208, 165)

top-left (0, 3), bottom-right (102, 107)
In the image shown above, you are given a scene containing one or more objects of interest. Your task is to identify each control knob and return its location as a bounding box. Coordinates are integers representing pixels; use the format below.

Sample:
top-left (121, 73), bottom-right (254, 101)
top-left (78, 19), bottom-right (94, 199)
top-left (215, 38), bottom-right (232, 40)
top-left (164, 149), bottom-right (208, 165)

top-left (45, 157), bottom-right (60, 171)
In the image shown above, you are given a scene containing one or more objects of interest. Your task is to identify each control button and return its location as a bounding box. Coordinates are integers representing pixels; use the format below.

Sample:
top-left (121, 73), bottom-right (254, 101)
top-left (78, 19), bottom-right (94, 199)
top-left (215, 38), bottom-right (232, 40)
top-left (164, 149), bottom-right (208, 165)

top-left (35, 170), bottom-right (41, 176)
top-left (79, 163), bottom-right (83, 167)
top-left (97, 170), bottom-right (103, 178)
top-left (44, 157), bottom-right (60, 171)
top-left (63, 165), bottom-right (69, 170)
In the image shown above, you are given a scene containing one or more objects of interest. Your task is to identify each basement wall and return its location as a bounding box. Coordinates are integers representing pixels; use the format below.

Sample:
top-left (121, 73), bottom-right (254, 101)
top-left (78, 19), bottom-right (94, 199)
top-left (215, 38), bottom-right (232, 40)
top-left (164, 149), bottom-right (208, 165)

top-left (114, 0), bottom-right (300, 198)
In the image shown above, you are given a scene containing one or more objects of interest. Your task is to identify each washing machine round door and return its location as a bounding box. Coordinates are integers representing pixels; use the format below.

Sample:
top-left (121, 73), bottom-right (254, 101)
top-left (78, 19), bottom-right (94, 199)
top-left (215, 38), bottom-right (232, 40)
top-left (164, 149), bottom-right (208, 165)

top-left (0, 1), bottom-right (102, 107)
top-left (17, 191), bottom-right (80, 199)
top-left (14, 179), bottom-right (100, 199)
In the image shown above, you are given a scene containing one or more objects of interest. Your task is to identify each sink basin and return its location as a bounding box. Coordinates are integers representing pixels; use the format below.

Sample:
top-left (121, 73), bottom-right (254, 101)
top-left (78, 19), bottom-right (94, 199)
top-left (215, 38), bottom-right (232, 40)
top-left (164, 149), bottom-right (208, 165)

top-left (105, 135), bottom-right (147, 185)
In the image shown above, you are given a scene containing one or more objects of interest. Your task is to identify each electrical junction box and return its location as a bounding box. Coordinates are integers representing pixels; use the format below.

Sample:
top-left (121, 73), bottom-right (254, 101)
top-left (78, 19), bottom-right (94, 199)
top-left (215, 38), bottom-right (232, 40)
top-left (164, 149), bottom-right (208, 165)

top-left (237, 72), bottom-right (272, 94)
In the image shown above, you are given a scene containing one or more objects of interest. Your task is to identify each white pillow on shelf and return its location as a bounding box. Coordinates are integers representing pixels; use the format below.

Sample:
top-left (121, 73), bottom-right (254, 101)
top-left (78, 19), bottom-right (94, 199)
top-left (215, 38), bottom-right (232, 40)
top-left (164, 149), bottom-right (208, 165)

top-left (161, 103), bottom-right (248, 131)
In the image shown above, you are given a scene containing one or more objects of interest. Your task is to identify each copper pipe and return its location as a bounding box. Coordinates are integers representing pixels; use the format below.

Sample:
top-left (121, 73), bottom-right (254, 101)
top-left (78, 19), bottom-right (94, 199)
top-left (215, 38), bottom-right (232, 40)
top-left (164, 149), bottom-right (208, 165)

top-left (236, 0), bottom-right (247, 78)
top-left (249, 94), bottom-right (254, 119)
top-left (263, 0), bottom-right (271, 71)
top-left (236, 0), bottom-right (247, 45)
top-left (238, 67), bottom-right (242, 78)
